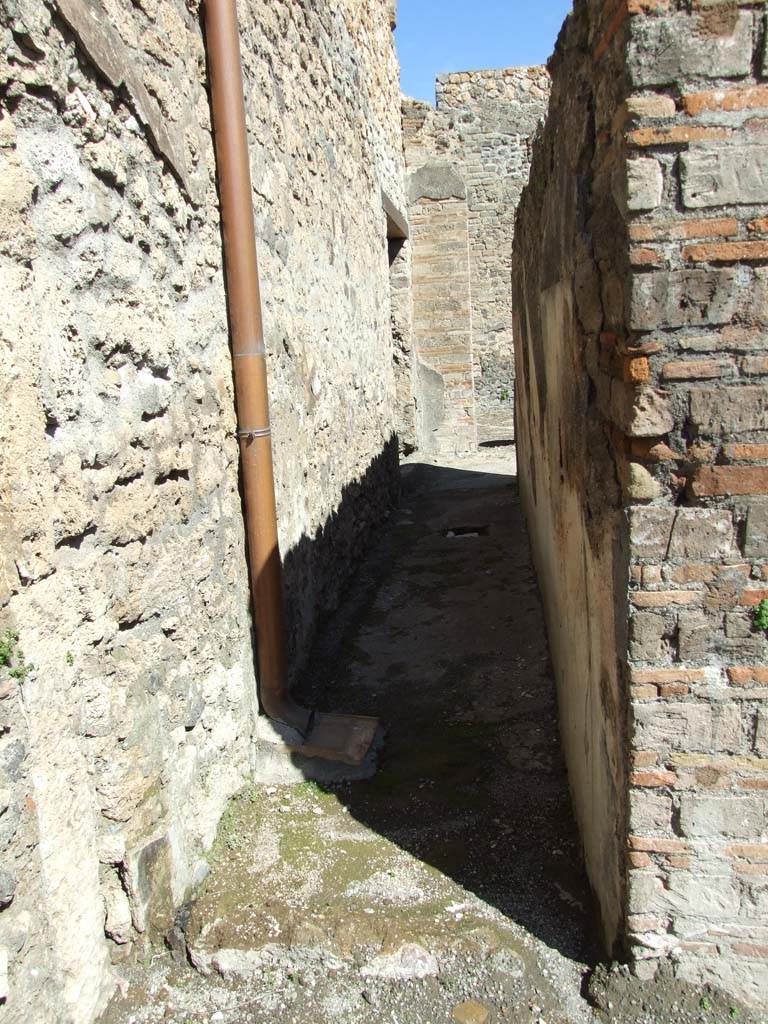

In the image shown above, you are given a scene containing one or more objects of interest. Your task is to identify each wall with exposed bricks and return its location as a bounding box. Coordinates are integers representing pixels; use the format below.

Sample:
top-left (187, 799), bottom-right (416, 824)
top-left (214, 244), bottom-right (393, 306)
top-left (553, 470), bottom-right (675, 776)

top-left (402, 68), bottom-right (550, 451)
top-left (513, 0), bottom-right (768, 1006)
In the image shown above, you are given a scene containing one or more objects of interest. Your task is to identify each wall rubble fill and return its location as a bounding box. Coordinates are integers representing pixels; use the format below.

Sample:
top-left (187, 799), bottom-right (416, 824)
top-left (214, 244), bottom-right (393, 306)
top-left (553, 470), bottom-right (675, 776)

top-left (0, 0), bottom-right (404, 1019)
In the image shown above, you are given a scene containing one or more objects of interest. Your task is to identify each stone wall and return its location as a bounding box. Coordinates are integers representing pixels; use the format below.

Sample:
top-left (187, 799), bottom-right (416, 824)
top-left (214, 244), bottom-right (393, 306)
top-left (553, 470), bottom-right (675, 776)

top-left (403, 67), bottom-right (550, 449)
top-left (513, 0), bottom-right (768, 1006)
top-left (0, 0), bottom-right (404, 1019)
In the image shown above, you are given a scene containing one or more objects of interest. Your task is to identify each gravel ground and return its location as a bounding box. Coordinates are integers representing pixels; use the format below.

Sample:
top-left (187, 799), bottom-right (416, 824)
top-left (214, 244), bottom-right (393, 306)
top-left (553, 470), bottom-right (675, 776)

top-left (99, 454), bottom-right (764, 1024)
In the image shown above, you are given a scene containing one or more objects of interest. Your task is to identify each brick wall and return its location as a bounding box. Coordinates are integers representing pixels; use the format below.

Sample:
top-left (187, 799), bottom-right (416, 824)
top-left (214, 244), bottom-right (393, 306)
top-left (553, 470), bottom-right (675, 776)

top-left (402, 67), bottom-right (549, 450)
top-left (407, 167), bottom-right (477, 453)
top-left (513, 0), bottom-right (768, 1006)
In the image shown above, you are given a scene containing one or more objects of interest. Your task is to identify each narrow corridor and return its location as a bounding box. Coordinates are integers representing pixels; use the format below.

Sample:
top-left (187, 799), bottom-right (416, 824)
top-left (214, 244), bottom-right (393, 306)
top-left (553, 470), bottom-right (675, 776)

top-left (104, 453), bottom-right (598, 1023)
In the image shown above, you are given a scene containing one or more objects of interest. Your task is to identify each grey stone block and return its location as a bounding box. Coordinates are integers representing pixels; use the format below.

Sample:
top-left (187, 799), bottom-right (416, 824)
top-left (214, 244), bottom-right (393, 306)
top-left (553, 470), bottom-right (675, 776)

top-left (668, 509), bottom-right (734, 561)
top-left (628, 12), bottom-right (752, 87)
top-left (408, 163), bottom-right (466, 203)
top-left (681, 145), bottom-right (768, 210)
top-left (690, 386), bottom-right (768, 437)
top-left (628, 506), bottom-right (675, 559)
top-left (629, 790), bottom-right (673, 832)
top-left (633, 702), bottom-right (743, 754)
top-left (629, 269), bottom-right (739, 331)
top-left (630, 611), bottom-right (667, 661)
top-left (677, 610), bottom-right (714, 662)
top-left (755, 710), bottom-right (768, 757)
top-left (744, 500), bottom-right (768, 558)
top-left (679, 794), bottom-right (765, 838)
top-left (626, 157), bottom-right (663, 212)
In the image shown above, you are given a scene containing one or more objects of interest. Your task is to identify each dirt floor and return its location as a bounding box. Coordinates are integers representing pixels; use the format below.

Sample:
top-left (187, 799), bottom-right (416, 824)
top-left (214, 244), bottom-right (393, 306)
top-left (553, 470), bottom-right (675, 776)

top-left (100, 453), bottom-right (763, 1024)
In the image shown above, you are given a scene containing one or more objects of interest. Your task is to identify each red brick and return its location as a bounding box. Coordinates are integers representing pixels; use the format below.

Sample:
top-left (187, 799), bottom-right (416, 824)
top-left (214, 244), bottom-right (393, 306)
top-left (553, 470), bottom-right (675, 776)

top-left (739, 588), bottom-right (768, 607)
top-left (631, 668), bottom-right (705, 684)
top-left (659, 683), bottom-right (690, 698)
top-left (727, 843), bottom-right (768, 861)
top-left (661, 359), bottom-right (729, 380)
top-left (689, 466), bottom-right (768, 497)
top-left (630, 439), bottom-right (680, 461)
top-left (618, 338), bottom-right (664, 356)
top-left (665, 564), bottom-right (717, 584)
top-left (627, 125), bottom-right (729, 147)
top-left (724, 443), bottom-right (768, 462)
top-left (631, 684), bottom-right (658, 700)
top-left (733, 861), bottom-right (768, 875)
top-left (624, 355), bottom-right (652, 382)
top-left (741, 357), bottom-right (768, 376)
top-left (681, 86), bottom-right (768, 117)
top-left (633, 751), bottom-right (659, 768)
top-left (748, 217), bottom-right (768, 234)
top-left (631, 769), bottom-right (678, 788)
top-left (629, 835), bottom-right (689, 854)
top-left (727, 666), bottom-right (768, 686)
top-left (665, 854), bottom-right (691, 869)
top-left (738, 778), bottom-right (768, 790)
top-left (630, 246), bottom-right (665, 268)
top-left (628, 850), bottom-right (653, 868)
top-left (629, 217), bottom-right (738, 243)
top-left (631, 590), bottom-right (701, 607)
top-left (683, 241), bottom-right (768, 264)
top-left (732, 942), bottom-right (768, 959)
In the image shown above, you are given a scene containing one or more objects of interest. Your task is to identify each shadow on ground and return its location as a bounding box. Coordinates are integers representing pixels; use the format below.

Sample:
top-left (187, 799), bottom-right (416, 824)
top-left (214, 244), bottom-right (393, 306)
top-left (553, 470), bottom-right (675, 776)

top-left (157, 454), bottom-right (602, 1022)
top-left (293, 456), bottom-right (599, 965)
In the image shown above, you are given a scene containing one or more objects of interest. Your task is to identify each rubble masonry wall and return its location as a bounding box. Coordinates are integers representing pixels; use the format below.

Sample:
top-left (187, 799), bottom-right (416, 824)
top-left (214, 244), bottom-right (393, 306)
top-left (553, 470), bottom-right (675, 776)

top-left (0, 0), bottom-right (404, 1019)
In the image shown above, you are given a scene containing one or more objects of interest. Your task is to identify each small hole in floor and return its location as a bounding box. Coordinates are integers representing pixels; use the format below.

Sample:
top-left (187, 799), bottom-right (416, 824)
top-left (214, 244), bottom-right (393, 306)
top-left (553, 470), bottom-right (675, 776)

top-left (442, 525), bottom-right (489, 538)
top-left (479, 439), bottom-right (514, 448)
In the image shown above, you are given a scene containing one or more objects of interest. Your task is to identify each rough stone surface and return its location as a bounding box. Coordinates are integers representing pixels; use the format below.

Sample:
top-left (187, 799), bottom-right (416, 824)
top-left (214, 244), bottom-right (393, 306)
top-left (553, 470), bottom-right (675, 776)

top-left (401, 67), bottom-right (550, 449)
top-left (512, 0), bottom-right (768, 1008)
top-left (681, 144), bottom-right (768, 210)
top-left (0, 1), bottom-right (404, 1019)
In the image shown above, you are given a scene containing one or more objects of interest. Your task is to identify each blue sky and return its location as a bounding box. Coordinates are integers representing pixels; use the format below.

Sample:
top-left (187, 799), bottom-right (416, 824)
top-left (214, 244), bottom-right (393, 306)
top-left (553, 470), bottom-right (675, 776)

top-left (395, 0), bottom-right (574, 104)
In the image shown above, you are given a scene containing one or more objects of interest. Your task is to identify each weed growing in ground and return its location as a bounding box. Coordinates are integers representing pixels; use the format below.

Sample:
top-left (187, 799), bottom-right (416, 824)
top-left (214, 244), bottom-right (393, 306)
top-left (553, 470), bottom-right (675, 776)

top-left (297, 780), bottom-right (326, 798)
top-left (499, 387), bottom-right (510, 402)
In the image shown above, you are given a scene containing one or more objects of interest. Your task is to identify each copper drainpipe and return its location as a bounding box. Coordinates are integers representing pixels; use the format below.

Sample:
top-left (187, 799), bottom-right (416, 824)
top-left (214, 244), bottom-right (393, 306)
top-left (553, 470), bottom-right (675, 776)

top-left (204, 0), bottom-right (311, 737)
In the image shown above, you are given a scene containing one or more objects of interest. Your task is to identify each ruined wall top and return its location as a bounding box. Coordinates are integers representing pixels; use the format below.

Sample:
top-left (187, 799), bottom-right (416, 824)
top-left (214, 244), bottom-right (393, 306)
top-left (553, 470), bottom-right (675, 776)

top-left (435, 65), bottom-right (550, 115)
